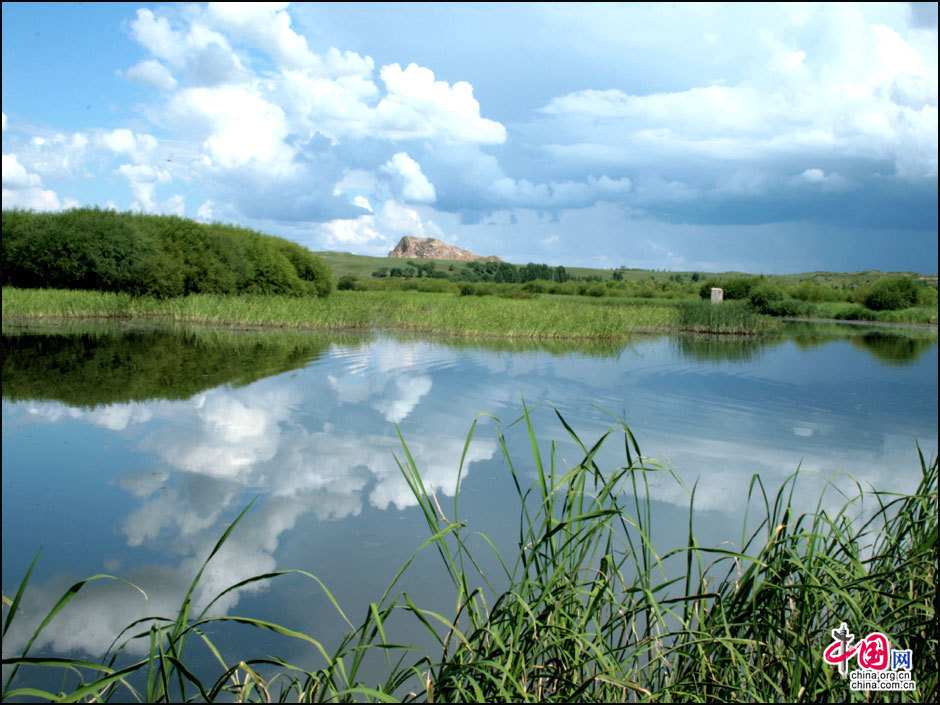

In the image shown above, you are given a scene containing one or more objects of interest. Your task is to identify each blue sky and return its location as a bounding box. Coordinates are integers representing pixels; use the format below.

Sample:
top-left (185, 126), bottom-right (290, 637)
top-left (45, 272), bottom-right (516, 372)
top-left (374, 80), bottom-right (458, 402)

top-left (2, 2), bottom-right (937, 273)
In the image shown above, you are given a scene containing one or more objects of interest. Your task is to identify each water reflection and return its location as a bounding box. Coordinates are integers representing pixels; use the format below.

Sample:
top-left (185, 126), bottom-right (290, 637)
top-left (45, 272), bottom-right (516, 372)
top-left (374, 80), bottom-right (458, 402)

top-left (848, 330), bottom-right (937, 366)
top-left (1, 322), bottom-right (937, 666)
top-left (1, 322), bottom-right (337, 407)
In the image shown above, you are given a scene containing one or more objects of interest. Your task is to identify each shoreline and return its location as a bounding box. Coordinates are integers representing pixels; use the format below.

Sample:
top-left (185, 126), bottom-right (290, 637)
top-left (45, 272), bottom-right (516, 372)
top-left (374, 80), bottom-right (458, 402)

top-left (3, 287), bottom-right (937, 341)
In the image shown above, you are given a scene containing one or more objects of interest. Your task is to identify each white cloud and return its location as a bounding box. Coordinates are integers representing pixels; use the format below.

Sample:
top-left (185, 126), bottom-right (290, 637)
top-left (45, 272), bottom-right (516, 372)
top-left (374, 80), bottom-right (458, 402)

top-left (1, 153), bottom-right (70, 211)
top-left (382, 152), bottom-right (436, 203)
top-left (538, 6), bottom-right (938, 181)
top-left (196, 199), bottom-right (215, 221)
top-left (801, 168), bottom-right (825, 183)
top-left (167, 86), bottom-right (296, 175)
top-left (1, 186), bottom-right (62, 211)
top-left (117, 163), bottom-right (171, 212)
top-left (130, 9), bottom-right (184, 64)
top-left (319, 213), bottom-right (386, 250)
top-left (99, 129), bottom-right (158, 161)
top-left (318, 199), bottom-right (445, 253)
top-left (124, 59), bottom-right (178, 91)
top-left (376, 63), bottom-right (506, 143)
top-left (206, 2), bottom-right (315, 72)
top-left (164, 193), bottom-right (186, 216)
top-left (2, 154), bottom-right (41, 188)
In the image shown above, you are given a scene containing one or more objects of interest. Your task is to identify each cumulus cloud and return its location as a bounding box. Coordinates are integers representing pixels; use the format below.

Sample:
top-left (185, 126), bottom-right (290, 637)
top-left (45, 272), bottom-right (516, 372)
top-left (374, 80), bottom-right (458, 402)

top-left (196, 199), bottom-right (215, 221)
top-left (375, 63), bottom-right (506, 143)
top-left (167, 86), bottom-right (296, 175)
top-left (382, 152), bottom-right (436, 203)
top-left (123, 59), bottom-right (178, 90)
top-left (98, 128), bottom-right (158, 161)
top-left (113, 4), bottom-right (505, 221)
top-left (1, 153), bottom-right (71, 211)
top-left (2, 154), bottom-right (40, 188)
top-left (117, 163), bottom-right (171, 212)
top-left (319, 199), bottom-right (446, 253)
top-left (538, 6), bottom-right (938, 190)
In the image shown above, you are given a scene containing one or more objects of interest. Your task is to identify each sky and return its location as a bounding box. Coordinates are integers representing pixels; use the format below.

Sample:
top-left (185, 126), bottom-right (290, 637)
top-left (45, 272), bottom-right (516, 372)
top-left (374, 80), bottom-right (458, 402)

top-left (1, 2), bottom-right (937, 274)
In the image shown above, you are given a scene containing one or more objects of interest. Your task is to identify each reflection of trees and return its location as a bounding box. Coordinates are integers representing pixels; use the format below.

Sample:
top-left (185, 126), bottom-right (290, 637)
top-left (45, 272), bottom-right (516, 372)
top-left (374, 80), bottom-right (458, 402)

top-left (675, 324), bottom-right (937, 366)
top-left (2, 323), bottom-right (337, 407)
top-left (849, 331), bottom-right (936, 366)
top-left (784, 322), bottom-right (937, 367)
top-left (673, 335), bottom-right (780, 363)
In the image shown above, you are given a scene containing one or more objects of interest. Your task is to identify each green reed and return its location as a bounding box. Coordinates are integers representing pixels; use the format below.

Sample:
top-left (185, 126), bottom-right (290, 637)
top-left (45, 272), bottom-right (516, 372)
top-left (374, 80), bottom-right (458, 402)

top-left (3, 287), bottom-right (777, 339)
top-left (675, 299), bottom-right (773, 334)
top-left (3, 404), bottom-right (936, 702)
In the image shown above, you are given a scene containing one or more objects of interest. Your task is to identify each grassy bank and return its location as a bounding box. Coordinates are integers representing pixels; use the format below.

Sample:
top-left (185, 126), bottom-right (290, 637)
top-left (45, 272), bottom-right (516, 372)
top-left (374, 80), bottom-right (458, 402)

top-left (2, 287), bottom-right (776, 338)
top-left (3, 405), bottom-right (936, 702)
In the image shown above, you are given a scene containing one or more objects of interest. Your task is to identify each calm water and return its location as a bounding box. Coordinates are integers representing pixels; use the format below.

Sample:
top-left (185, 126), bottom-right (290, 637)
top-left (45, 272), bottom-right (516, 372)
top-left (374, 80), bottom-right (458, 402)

top-left (2, 321), bottom-right (937, 685)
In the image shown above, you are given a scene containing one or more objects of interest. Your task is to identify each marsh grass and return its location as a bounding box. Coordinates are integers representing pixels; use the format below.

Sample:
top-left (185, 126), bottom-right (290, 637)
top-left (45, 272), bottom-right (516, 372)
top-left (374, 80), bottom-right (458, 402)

top-left (2, 404), bottom-right (936, 702)
top-left (676, 299), bottom-right (772, 334)
top-left (3, 287), bottom-right (689, 338)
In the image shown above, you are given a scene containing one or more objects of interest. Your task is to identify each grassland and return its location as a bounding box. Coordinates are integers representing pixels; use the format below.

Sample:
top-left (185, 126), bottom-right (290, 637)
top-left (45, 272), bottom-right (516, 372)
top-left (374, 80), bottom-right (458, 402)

top-left (3, 210), bottom-right (935, 332)
top-left (3, 405), bottom-right (936, 702)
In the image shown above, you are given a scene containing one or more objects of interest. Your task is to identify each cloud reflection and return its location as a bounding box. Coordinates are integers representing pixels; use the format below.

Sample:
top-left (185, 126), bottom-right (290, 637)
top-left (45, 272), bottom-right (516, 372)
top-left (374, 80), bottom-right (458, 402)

top-left (2, 334), bottom-right (934, 662)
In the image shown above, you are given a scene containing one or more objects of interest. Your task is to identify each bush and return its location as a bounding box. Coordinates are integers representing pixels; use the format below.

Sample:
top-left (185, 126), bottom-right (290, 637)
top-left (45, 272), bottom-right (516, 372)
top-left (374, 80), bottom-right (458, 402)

top-left (748, 283), bottom-right (785, 313)
top-left (834, 305), bottom-right (870, 321)
top-left (863, 276), bottom-right (919, 311)
top-left (791, 281), bottom-right (842, 303)
top-left (917, 285), bottom-right (938, 307)
top-left (337, 275), bottom-right (357, 291)
top-left (761, 299), bottom-right (813, 317)
top-left (1, 208), bottom-right (334, 298)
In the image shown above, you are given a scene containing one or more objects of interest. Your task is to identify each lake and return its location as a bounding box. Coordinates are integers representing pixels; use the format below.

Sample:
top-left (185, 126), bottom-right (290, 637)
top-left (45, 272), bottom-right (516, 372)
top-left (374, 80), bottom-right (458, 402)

top-left (2, 320), bottom-right (937, 693)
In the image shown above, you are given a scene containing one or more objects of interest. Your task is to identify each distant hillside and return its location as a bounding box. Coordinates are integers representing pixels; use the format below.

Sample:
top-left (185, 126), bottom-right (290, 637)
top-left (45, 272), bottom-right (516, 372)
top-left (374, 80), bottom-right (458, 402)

top-left (317, 250), bottom-right (936, 287)
top-left (389, 236), bottom-right (501, 262)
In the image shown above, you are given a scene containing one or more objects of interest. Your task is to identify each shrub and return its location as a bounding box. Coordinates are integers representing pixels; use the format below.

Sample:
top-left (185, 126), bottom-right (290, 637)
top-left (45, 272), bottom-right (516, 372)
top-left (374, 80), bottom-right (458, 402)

top-left (863, 276), bottom-right (919, 311)
top-left (337, 275), bottom-right (357, 291)
top-left (761, 298), bottom-right (814, 317)
top-left (1, 208), bottom-right (334, 298)
top-left (748, 283), bottom-right (785, 313)
top-left (791, 281), bottom-right (842, 303)
top-left (917, 285), bottom-right (938, 307)
top-left (834, 305), bottom-right (870, 321)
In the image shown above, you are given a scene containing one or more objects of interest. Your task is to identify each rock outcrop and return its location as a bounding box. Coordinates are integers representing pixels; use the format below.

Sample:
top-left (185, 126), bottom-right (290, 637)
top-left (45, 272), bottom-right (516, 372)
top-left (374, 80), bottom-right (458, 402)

top-left (388, 236), bottom-right (501, 262)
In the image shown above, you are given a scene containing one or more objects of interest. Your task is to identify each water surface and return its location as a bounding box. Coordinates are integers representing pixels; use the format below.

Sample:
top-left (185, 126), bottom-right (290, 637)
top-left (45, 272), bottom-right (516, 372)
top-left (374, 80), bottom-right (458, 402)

top-left (2, 321), bottom-right (936, 685)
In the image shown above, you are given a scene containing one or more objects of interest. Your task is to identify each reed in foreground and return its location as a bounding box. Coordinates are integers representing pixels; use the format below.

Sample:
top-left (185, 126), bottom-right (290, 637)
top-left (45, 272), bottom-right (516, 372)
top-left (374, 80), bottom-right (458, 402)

top-left (2, 405), bottom-right (936, 702)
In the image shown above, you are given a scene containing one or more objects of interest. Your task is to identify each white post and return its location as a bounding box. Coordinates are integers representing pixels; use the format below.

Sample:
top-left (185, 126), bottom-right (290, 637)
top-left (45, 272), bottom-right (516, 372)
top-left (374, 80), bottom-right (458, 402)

top-left (710, 287), bottom-right (724, 304)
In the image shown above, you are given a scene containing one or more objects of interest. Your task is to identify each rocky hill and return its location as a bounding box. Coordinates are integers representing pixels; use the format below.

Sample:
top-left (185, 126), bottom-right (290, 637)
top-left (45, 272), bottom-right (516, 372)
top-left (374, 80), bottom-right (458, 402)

top-left (388, 236), bottom-right (501, 262)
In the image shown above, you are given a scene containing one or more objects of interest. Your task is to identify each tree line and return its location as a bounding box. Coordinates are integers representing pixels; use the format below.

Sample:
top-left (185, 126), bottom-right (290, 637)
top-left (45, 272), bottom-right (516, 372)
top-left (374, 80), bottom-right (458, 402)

top-left (1, 208), bottom-right (333, 298)
top-left (371, 259), bottom-right (571, 283)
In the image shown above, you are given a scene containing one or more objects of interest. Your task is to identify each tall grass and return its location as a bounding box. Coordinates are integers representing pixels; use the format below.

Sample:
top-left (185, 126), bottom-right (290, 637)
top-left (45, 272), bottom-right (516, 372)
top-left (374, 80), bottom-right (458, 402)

top-left (3, 287), bottom-right (691, 338)
top-left (676, 299), bottom-right (772, 334)
top-left (3, 405), bottom-right (936, 702)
